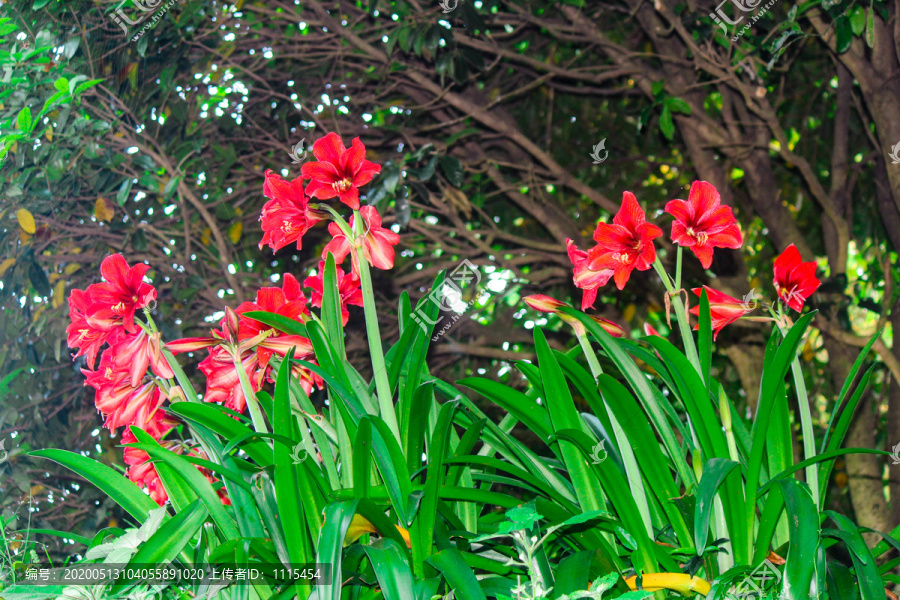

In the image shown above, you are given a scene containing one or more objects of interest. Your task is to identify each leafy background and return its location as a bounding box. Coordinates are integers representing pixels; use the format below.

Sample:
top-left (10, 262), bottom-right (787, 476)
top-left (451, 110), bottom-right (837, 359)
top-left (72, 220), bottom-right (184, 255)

top-left (0, 0), bottom-right (898, 567)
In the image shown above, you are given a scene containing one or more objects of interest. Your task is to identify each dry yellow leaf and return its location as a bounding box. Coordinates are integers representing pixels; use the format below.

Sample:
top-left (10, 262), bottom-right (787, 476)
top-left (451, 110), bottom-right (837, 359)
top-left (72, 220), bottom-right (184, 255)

top-left (623, 303), bottom-right (636, 323)
top-left (16, 208), bottom-right (35, 233)
top-left (0, 257), bottom-right (15, 276)
top-left (45, 127), bottom-right (53, 142)
top-left (64, 263), bottom-right (81, 275)
top-left (201, 227), bottom-right (211, 246)
top-left (20, 231), bottom-right (32, 244)
top-left (32, 304), bottom-right (46, 322)
top-left (94, 197), bottom-right (115, 222)
top-left (30, 485), bottom-right (45, 497)
top-left (228, 221), bottom-right (243, 244)
top-left (52, 279), bottom-right (66, 308)
top-left (49, 272), bottom-right (60, 283)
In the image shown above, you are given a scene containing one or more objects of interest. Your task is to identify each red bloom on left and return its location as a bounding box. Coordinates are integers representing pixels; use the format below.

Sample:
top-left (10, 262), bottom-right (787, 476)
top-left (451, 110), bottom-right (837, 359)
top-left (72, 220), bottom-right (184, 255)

top-left (301, 133), bottom-right (382, 210)
top-left (84, 254), bottom-right (157, 333)
top-left (665, 181), bottom-right (743, 269)
top-left (583, 192), bottom-right (663, 291)
top-left (67, 289), bottom-right (122, 369)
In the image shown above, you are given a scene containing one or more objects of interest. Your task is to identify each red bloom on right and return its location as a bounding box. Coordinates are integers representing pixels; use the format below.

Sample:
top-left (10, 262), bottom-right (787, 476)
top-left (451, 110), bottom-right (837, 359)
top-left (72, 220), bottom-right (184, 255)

top-left (773, 244), bottom-right (820, 312)
top-left (665, 181), bottom-right (743, 269)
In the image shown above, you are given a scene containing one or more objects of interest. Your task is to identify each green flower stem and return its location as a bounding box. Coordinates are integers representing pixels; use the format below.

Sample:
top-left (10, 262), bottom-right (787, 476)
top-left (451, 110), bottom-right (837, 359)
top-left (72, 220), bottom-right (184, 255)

top-left (576, 330), bottom-right (653, 538)
top-left (651, 256), bottom-right (701, 373)
top-left (232, 351), bottom-right (270, 436)
top-left (674, 245), bottom-right (683, 291)
top-left (353, 210), bottom-right (402, 443)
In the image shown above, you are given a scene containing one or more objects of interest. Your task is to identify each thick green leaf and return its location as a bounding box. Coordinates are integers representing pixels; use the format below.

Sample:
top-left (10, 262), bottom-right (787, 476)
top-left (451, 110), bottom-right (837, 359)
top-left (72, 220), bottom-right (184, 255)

top-left (109, 500), bottom-right (208, 593)
top-left (321, 251), bottom-right (346, 357)
top-left (414, 399), bottom-right (457, 574)
top-left (124, 433), bottom-right (239, 539)
top-left (560, 308), bottom-right (694, 488)
top-left (272, 350), bottom-right (312, 566)
top-left (694, 458), bottom-right (739, 552)
top-left (29, 449), bottom-right (160, 522)
top-left (364, 539), bottom-right (417, 600)
top-left (316, 501), bottom-right (360, 600)
top-left (426, 548), bottom-right (486, 600)
top-left (779, 479), bottom-right (819, 598)
top-left (241, 311), bottom-right (308, 336)
top-left (459, 377), bottom-right (551, 440)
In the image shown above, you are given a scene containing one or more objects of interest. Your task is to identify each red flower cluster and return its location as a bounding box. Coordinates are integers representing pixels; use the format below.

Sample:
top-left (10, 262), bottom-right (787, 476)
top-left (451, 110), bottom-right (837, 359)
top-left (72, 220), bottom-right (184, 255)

top-left (565, 181), bottom-right (819, 339)
top-left (67, 255), bottom-right (228, 506)
top-left (258, 133), bottom-right (400, 276)
top-left (168, 275), bottom-right (319, 413)
top-left (567, 191), bottom-right (662, 308)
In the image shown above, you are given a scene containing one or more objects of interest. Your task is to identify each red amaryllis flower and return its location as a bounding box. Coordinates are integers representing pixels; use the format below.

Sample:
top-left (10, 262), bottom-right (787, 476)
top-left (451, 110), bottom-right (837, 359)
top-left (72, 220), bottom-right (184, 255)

top-left (523, 294), bottom-right (626, 338)
top-left (124, 445), bottom-right (168, 505)
top-left (236, 274), bottom-right (311, 366)
top-left (66, 288), bottom-right (123, 368)
top-left (87, 364), bottom-right (163, 431)
top-left (566, 239), bottom-right (614, 310)
top-left (665, 181), bottom-right (743, 269)
top-left (258, 170), bottom-right (325, 252)
top-left (85, 254), bottom-right (157, 333)
top-left (773, 244), bottom-right (820, 312)
top-left (301, 133), bottom-right (382, 210)
top-left (322, 206), bottom-right (400, 271)
top-left (304, 261), bottom-right (363, 325)
top-left (585, 192), bottom-right (663, 290)
top-left (198, 346), bottom-right (263, 414)
top-left (689, 286), bottom-right (755, 340)
top-left (110, 329), bottom-right (174, 387)
top-left (236, 274), bottom-right (309, 338)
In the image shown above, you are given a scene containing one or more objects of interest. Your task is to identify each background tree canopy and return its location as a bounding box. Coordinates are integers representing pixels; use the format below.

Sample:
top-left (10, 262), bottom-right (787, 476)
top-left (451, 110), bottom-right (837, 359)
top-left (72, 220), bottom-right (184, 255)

top-left (1, 0), bottom-right (898, 560)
